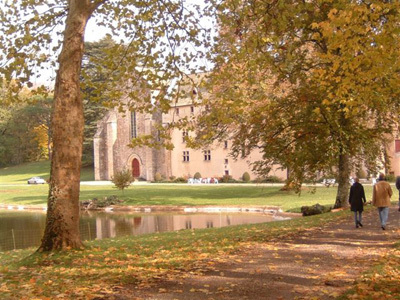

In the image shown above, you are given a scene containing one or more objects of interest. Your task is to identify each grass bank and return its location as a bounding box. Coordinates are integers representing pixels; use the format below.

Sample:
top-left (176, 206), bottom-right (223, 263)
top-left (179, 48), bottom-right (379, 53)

top-left (0, 209), bottom-right (353, 299)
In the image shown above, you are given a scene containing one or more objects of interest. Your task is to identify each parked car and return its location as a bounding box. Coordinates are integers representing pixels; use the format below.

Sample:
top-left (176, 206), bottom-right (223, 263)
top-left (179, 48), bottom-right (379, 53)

top-left (27, 177), bottom-right (46, 184)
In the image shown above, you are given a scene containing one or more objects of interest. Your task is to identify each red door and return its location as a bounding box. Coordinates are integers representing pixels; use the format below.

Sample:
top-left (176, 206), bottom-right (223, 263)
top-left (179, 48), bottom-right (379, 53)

top-left (132, 158), bottom-right (140, 178)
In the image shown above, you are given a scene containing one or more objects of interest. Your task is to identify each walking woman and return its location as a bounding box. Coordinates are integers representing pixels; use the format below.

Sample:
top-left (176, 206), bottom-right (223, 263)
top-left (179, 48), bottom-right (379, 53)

top-left (349, 177), bottom-right (366, 228)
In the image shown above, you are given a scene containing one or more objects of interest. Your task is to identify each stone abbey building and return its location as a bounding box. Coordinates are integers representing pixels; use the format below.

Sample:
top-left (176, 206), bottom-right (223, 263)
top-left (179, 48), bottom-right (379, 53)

top-left (93, 83), bottom-right (400, 182)
top-left (93, 88), bottom-right (287, 182)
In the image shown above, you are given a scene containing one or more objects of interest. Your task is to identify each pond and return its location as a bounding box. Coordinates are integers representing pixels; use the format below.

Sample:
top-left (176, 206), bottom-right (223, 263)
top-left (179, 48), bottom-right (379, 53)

top-left (0, 209), bottom-right (290, 251)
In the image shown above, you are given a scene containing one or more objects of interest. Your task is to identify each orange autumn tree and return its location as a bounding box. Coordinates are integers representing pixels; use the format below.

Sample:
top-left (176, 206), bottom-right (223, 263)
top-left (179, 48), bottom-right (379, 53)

top-left (194, 0), bottom-right (400, 208)
top-left (0, 0), bottom-right (209, 251)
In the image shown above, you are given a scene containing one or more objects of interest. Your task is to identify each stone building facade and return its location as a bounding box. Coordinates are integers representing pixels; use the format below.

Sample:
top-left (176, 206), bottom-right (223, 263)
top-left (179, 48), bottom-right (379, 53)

top-left (94, 106), bottom-right (172, 182)
top-left (94, 103), bottom-right (400, 182)
top-left (93, 84), bottom-right (400, 182)
top-left (94, 93), bottom-right (287, 182)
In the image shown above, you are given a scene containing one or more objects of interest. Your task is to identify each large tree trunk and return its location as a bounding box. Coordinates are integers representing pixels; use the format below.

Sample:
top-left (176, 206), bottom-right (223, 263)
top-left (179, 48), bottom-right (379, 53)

top-left (334, 152), bottom-right (351, 209)
top-left (38, 2), bottom-right (95, 251)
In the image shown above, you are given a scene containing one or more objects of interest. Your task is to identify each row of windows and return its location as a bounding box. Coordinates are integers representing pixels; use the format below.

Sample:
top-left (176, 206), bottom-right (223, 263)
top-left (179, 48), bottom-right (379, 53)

top-left (182, 150), bottom-right (230, 164)
top-left (175, 106), bottom-right (195, 116)
top-left (130, 112), bottom-right (230, 153)
top-left (183, 150), bottom-right (211, 161)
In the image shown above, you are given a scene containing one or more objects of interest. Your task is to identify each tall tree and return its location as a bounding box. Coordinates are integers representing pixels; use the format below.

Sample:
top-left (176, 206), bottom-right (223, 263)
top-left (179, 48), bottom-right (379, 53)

top-left (194, 0), bottom-right (400, 207)
top-left (0, 97), bottom-right (52, 167)
top-left (81, 37), bottom-right (114, 166)
top-left (0, 0), bottom-right (208, 251)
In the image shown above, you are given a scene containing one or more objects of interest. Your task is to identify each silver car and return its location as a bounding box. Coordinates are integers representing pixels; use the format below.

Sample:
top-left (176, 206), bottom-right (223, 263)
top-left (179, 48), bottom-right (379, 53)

top-left (27, 177), bottom-right (46, 184)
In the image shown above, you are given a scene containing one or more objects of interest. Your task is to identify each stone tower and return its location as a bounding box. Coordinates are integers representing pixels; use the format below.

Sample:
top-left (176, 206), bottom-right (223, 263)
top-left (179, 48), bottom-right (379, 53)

top-left (93, 104), bottom-right (171, 181)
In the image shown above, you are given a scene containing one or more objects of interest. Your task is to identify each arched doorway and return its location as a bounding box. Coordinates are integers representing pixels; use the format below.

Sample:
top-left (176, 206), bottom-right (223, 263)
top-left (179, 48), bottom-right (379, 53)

top-left (131, 158), bottom-right (140, 178)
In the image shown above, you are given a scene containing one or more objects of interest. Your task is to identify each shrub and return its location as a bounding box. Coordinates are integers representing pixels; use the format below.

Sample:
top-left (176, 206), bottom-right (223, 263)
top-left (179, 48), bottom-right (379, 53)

top-left (81, 195), bottom-right (123, 210)
top-left (386, 173), bottom-right (396, 182)
top-left (194, 172), bottom-right (202, 179)
top-left (174, 177), bottom-right (187, 183)
top-left (221, 174), bottom-right (232, 183)
top-left (254, 176), bottom-right (283, 183)
top-left (111, 169), bottom-right (134, 192)
top-left (242, 172), bottom-right (251, 182)
top-left (154, 172), bottom-right (162, 182)
top-left (301, 203), bottom-right (331, 216)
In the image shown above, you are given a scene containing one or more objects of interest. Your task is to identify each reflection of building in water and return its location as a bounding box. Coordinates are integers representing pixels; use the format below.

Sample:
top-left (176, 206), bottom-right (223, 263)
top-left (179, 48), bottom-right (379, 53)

top-left (154, 215), bottom-right (174, 232)
top-left (185, 220), bottom-right (192, 229)
top-left (96, 217), bottom-right (116, 239)
top-left (173, 214), bottom-right (227, 230)
top-left (93, 213), bottom-right (277, 240)
top-left (134, 217), bottom-right (141, 227)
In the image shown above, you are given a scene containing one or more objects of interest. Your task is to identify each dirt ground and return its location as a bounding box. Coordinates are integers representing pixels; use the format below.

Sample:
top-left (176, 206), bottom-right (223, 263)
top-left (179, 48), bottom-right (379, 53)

top-left (116, 207), bottom-right (400, 300)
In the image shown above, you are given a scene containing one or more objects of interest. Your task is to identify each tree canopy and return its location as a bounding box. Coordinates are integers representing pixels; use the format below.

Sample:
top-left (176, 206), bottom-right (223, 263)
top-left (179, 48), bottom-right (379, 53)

top-left (0, 97), bottom-right (52, 166)
top-left (193, 0), bottom-right (400, 207)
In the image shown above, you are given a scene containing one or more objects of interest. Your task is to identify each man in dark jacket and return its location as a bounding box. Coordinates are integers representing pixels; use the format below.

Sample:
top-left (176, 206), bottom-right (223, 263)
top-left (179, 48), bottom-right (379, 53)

top-left (349, 177), bottom-right (366, 228)
top-left (396, 176), bottom-right (400, 212)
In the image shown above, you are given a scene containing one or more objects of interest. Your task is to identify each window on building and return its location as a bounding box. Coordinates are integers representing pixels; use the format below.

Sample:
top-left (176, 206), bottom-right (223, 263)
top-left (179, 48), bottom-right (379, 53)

top-left (157, 130), bottom-right (161, 142)
top-left (175, 108), bottom-right (179, 115)
top-left (224, 159), bottom-right (228, 164)
top-left (190, 106), bottom-right (194, 113)
top-left (183, 151), bottom-right (190, 162)
top-left (206, 221), bottom-right (213, 228)
top-left (203, 150), bottom-right (211, 161)
top-left (224, 141), bottom-right (228, 149)
top-left (396, 140), bottom-right (400, 153)
top-left (130, 111), bottom-right (137, 139)
top-left (182, 130), bottom-right (188, 143)
top-left (225, 170), bottom-right (229, 175)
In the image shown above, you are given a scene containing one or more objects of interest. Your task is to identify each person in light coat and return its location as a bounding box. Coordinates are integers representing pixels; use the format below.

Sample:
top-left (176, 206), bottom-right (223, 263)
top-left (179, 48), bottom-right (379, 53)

top-left (372, 173), bottom-right (393, 230)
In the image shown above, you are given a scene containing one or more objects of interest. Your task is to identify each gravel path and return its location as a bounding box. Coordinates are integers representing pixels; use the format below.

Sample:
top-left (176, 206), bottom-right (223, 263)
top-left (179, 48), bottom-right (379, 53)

top-left (119, 207), bottom-right (400, 300)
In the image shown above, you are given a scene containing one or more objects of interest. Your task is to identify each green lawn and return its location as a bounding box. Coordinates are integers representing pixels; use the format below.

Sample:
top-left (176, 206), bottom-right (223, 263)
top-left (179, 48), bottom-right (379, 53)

top-left (0, 161), bottom-right (380, 212)
top-left (0, 160), bottom-right (94, 183)
top-left (0, 183), bottom-right (375, 212)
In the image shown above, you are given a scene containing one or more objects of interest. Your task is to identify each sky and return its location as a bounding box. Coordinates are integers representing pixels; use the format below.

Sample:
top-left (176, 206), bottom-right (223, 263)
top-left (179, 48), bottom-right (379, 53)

top-left (1, 1), bottom-right (215, 88)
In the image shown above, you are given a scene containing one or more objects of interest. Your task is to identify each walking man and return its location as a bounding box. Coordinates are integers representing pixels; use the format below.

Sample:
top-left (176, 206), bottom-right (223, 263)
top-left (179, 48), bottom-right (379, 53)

top-left (372, 173), bottom-right (393, 230)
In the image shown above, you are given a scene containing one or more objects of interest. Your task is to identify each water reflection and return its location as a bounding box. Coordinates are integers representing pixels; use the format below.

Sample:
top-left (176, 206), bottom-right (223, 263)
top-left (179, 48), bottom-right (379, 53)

top-left (0, 209), bottom-right (287, 251)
